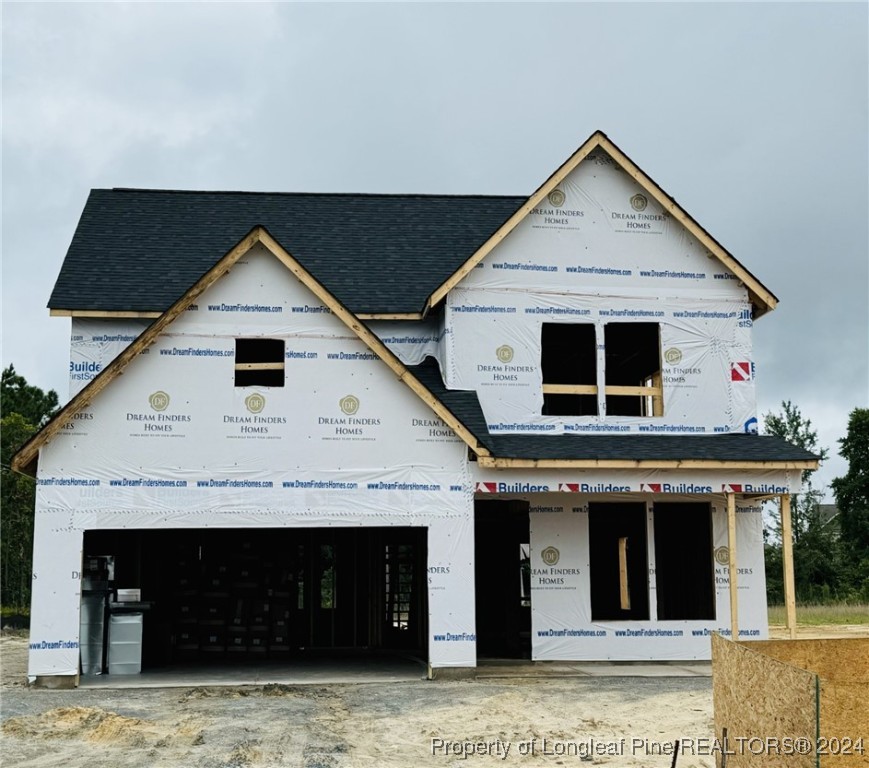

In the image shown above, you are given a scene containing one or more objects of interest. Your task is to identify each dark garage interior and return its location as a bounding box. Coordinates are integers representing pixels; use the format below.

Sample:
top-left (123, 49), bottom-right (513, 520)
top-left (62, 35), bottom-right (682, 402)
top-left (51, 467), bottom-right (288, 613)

top-left (81, 527), bottom-right (428, 672)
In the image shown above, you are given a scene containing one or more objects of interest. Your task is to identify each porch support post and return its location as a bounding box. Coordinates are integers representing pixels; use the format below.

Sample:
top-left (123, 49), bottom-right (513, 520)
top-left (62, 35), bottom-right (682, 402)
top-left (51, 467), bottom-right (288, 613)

top-left (726, 492), bottom-right (739, 640)
top-left (780, 493), bottom-right (797, 639)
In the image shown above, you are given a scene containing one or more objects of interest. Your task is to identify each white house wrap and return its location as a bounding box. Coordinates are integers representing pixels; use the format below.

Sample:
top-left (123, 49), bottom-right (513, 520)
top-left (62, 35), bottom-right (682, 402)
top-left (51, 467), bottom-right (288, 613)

top-left (16, 131), bottom-right (817, 685)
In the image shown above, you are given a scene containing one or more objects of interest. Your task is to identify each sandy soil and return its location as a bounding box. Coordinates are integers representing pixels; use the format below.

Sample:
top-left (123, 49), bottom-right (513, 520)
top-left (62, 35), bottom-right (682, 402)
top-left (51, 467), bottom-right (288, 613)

top-left (1, 632), bottom-right (718, 768)
top-left (0, 627), bottom-right (861, 768)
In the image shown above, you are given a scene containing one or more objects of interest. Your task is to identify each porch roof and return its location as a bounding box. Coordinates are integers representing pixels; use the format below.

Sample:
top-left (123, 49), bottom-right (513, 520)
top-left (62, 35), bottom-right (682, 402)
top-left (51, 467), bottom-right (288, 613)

top-left (409, 359), bottom-right (820, 464)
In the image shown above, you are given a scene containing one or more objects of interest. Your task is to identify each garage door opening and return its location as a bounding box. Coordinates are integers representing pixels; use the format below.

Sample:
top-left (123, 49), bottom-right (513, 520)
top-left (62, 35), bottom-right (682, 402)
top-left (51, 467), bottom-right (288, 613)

top-left (81, 527), bottom-right (428, 673)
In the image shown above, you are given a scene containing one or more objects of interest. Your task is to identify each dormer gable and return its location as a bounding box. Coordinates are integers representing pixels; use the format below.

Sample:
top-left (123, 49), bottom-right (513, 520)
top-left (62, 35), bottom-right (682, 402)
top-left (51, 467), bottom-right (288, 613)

top-left (426, 131), bottom-right (776, 319)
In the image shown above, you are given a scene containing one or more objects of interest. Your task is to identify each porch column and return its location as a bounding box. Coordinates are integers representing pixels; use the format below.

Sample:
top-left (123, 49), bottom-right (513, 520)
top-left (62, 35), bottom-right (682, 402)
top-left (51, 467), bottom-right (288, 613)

top-left (726, 492), bottom-right (738, 639)
top-left (780, 493), bottom-right (797, 639)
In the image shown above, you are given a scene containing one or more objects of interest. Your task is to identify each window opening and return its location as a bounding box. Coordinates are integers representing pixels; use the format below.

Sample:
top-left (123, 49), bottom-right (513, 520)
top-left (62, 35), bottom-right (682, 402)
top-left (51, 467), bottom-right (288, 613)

top-left (540, 323), bottom-right (598, 415)
top-left (319, 544), bottom-right (335, 609)
top-left (384, 543), bottom-right (414, 631)
top-left (604, 323), bottom-right (662, 416)
top-left (520, 543), bottom-right (531, 608)
top-left (234, 338), bottom-right (285, 387)
top-left (296, 543), bottom-right (306, 610)
top-left (653, 503), bottom-right (715, 620)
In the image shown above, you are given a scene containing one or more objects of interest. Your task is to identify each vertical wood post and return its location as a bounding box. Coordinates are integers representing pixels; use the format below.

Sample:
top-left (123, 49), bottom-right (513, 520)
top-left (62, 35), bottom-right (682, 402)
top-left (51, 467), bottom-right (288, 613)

top-left (726, 492), bottom-right (739, 640)
top-left (618, 537), bottom-right (630, 610)
top-left (780, 493), bottom-right (797, 639)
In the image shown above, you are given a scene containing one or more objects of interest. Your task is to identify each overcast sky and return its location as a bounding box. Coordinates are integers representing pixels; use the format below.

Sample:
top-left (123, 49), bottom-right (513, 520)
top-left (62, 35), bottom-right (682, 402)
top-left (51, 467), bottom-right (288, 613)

top-left (2, 2), bottom-right (867, 496)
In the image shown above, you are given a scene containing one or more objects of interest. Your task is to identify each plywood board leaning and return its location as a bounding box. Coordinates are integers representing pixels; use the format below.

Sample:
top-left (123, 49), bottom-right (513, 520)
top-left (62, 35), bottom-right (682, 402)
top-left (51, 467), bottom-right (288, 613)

top-left (742, 638), bottom-right (869, 768)
top-left (713, 635), bottom-right (869, 768)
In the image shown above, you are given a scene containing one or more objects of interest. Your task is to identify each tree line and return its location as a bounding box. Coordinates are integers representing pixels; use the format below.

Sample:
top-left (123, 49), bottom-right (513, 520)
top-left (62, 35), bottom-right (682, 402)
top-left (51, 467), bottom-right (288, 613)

top-left (1, 366), bottom-right (58, 612)
top-left (763, 402), bottom-right (869, 604)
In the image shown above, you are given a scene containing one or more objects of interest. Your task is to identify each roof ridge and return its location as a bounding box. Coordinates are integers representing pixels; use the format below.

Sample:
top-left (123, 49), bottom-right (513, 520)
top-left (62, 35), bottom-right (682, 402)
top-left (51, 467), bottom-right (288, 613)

top-left (106, 188), bottom-right (527, 200)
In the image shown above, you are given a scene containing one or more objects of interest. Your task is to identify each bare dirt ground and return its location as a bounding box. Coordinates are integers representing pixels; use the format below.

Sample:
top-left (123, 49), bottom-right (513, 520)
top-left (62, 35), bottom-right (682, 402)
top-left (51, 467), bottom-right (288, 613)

top-left (0, 626), bottom-right (861, 768)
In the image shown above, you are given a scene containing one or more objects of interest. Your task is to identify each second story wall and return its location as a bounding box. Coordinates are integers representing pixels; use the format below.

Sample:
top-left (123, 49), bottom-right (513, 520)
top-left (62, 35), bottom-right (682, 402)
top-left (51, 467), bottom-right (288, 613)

top-left (43, 243), bottom-right (470, 520)
top-left (443, 149), bottom-right (757, 435)
top-left (70, 318), bottom-right (446, 397)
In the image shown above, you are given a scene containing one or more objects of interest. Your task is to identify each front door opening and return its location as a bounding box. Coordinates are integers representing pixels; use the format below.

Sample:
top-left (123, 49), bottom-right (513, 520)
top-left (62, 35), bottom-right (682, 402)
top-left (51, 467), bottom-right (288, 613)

top-left (474, 500), bottom-right (531, 658)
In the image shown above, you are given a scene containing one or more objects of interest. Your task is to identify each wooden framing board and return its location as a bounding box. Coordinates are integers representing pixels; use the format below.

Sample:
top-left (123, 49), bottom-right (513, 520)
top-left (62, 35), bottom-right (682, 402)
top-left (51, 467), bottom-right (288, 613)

top-left (603, 385), bottom-right (662, 397)
top-left (541, 384), bottom-right (598, 395)
top-left (356, 313), bottom-right (423, 321)
top-left (780, 494), bottom-right (798, 639)
top-left (541, 384), bottom-right (663, 397)
top-left (12, 227), bottom-right (492, 476)
top-left (727, 492), bottom-right (739, 639)
top-left (50, 309), bottom-right (162, 319)
top-left (650, 371), bottom-right (664, 417)
top-left (234, 363), bottom-right (284, 371)
top-left (424, 130), bottom-right (778, 318)
top-left (53, 311), bottom-right (424, 323)
top-left (618, 537), bottom-right (630, 610)
top-left (476, 457), bottom-right (818, 470)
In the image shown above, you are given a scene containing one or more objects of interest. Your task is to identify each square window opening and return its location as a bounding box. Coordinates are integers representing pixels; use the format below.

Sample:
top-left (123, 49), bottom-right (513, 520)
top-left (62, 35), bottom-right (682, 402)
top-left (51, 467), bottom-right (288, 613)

top-left (540, 323), bottom-right (598, 416)
top-left (235, 338), bottom-right (285, 387)
top-left (604, 323), bottom-right (662, 416)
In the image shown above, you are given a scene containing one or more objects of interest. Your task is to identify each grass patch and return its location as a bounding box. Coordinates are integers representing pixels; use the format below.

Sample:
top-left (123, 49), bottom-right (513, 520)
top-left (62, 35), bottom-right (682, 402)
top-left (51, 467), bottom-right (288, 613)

top-left (768, 603), bottom-right (869, 625)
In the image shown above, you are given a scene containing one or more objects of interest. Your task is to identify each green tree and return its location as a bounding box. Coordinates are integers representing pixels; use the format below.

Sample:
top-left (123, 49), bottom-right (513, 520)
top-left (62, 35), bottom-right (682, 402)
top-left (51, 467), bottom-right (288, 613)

top-left (1, 366), bottom-right (59, 611)
top-left (762, 400), bottom-right (841, 602)
top-left (832, 408), bottom-right (869, 600)
top-left (1, 365), bottom-right (58, 425)
top-left (763, 400), bottom-right (829, 543)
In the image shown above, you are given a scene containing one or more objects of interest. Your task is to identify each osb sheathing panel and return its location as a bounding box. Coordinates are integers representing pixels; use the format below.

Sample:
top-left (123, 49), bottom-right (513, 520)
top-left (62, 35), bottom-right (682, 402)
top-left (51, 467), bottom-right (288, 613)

top-left (743, 638), bottom-right (868, 767)
top-left (743, 638), bottom-right (869, 683)
top-left (714, 636), bottom-right (869, 768)
top-left (712, 633), bottom-right (816, 768)
top-left (819, 680), bottom-right (869, 768)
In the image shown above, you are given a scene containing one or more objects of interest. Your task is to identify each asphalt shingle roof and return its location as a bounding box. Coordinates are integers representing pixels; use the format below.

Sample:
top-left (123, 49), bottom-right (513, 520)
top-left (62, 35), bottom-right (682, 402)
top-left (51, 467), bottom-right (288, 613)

top-left (409, 359), bottom-right (819, 463)
top-left (49, 189), bottom-right (526, 315)
top-left (481, 433), bottom-right (819, 462)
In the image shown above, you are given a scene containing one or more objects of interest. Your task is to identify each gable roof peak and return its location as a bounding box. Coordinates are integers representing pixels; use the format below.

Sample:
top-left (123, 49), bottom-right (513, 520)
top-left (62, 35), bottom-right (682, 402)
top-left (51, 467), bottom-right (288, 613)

top-left (14, 227), bottom-right (493, 476)
top-left (425, 129), bottom-right (777, 317)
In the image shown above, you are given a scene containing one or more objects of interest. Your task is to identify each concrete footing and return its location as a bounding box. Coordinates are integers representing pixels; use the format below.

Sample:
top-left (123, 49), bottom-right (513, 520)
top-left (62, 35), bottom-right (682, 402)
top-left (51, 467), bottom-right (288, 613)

top-left (32, 674), bottom-right (79, 689)
top-left (427, 666), bottom-right (476, 681)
